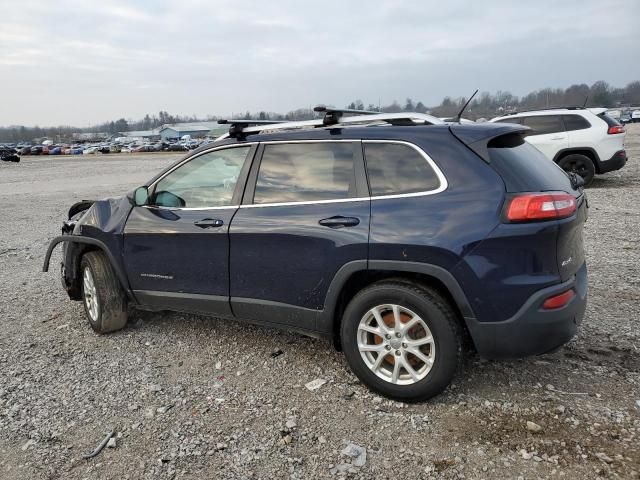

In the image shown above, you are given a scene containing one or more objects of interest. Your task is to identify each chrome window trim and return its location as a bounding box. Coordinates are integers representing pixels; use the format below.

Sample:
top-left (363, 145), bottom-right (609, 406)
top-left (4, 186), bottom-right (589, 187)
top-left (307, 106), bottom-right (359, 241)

top-left (143, 204), bottom-right (240, 212)
top-left (241, 139), bottom-right (447, 208)
top-left (145, 139), bottom-right (447, 211)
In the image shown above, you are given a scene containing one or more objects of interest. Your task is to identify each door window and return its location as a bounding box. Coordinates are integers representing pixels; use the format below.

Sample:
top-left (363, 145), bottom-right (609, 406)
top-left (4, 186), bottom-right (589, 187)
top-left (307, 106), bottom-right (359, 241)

top-left (494, 117), bottom-right (523, 124)
top-left (562, 115), bottom-right (591, 131)
top-left (152, 146), bottom-right (251, 208)
top-left (253, 143), bottom-right (358, 204)
top-left (522, 115), bottom-right (564, 135)
top-left (364, 142), bottom-right (441, 196)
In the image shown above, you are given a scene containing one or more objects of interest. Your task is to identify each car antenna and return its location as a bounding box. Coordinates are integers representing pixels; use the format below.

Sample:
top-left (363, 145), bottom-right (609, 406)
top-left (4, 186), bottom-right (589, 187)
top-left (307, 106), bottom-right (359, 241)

top-left (454, 89), bottom-right (479, 123)
top-left (583, 95), bottom-right (589, 107)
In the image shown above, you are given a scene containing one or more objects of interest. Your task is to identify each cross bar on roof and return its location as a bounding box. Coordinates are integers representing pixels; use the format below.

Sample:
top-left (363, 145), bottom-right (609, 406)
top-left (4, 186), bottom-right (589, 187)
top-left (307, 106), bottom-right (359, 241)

top-left (314, 105), bottom-right (379, 126)
top-left (217, 119), bottom-right (287, 136)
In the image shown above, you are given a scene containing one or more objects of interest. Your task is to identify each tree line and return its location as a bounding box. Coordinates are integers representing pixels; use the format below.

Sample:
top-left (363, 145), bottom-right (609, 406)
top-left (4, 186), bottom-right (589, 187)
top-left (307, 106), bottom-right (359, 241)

top-left (1, 80), bottom-right (639, 142)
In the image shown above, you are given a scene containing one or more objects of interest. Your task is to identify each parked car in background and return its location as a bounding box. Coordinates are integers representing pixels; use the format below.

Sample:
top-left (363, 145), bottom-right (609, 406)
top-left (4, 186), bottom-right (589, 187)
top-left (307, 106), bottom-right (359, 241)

top-left (30, 145), bottom-right (44, 155)
top-left (167, 143), bottom-right (189, 152)
top-left (44, 110), bottom-right (588, 401)
top-left (620, 113), bottom-right (631, 124)
top-left (491, 107), bottom-right (626, 185)
top-left (83, 146), bottom-right (98, 155)
top-left (1, 146), bottom-right (20, 162)
top-left (632, 110), bottom-right (640, 123)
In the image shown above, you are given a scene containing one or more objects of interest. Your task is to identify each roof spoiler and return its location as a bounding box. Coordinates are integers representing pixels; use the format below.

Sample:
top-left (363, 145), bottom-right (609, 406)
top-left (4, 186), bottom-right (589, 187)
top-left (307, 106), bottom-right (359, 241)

top-left (449, 124), bottom-right (530, 163)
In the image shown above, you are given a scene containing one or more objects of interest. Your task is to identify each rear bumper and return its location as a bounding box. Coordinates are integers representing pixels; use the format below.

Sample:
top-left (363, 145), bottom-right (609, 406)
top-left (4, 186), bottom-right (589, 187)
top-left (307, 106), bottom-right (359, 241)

top-left (466, 262), bottom-right (587, 359)
top-left (598, 150), bottom-right (626, 174)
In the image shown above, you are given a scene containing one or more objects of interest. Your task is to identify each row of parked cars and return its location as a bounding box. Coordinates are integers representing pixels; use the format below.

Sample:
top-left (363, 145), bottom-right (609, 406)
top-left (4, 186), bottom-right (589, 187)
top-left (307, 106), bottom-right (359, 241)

top-left (4, 139), bottom-right (209, 157)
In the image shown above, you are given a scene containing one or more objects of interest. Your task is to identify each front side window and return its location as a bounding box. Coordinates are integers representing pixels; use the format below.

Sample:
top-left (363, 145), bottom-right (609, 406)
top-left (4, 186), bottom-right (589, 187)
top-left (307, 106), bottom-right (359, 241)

top-left (494, 117), bottom-right (523, 124)
top-left (364, 142), bottom-right (441, 196)
top-left (253, 143), bottom-right (357, 204)
top-left (522, 115), bottom-right (564, 135)
top-left (152, 146), bottom-right (250, 208)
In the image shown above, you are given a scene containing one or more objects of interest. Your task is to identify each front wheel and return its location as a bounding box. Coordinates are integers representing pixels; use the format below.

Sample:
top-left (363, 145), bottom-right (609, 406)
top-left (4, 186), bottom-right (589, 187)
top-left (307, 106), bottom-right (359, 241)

top-left (557, 154), bottom-right (595, 186)
top-left (340, 281), bottom-right (462, 402)
top-left (80, 251), bottom-right (128, 333)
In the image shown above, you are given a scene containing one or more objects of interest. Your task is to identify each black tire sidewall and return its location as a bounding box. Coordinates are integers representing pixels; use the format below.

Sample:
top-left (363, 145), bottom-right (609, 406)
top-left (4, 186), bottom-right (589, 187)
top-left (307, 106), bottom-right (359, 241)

top-left (80, 256), bottom-right (103, 331)
top-left (341, 284), bottom-right (460, 402)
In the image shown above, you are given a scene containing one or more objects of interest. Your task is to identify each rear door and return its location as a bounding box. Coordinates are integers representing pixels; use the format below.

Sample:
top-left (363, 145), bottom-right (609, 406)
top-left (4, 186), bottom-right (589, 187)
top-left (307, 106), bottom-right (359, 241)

top-left (521, 115), bottom-right (568, 160)
top-left (228, 140), bottom-right (370, 331)
top-left (123, 144), bottom-right (255, 315)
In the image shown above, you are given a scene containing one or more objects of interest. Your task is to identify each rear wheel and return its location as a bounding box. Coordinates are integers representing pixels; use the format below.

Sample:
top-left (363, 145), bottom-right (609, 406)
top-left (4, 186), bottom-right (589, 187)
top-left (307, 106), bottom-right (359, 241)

top-left (80, 251), bottom-right (128, 333)
top-left (557, 154), bottom-right (595, 186)
top-left (340, 281), bottom-right (462, 402)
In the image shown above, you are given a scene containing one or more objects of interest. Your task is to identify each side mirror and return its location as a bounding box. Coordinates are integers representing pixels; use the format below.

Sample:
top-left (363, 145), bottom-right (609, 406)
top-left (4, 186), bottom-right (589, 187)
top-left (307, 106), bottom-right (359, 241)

top-left (132, 186), bottom-right (150, 206)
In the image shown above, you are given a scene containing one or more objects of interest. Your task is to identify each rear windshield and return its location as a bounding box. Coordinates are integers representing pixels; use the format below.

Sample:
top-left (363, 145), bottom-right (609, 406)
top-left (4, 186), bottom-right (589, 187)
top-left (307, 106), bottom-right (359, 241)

top-left (487, 133), bottom-right (574, 193)
top-left (598, 113), bottom-right (621, 127)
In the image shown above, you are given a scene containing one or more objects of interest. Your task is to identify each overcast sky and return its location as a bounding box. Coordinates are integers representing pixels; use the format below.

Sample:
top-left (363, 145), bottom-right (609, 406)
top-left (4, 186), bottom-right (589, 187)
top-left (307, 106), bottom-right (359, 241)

top-left (1, 0), bottom-right (638, 126)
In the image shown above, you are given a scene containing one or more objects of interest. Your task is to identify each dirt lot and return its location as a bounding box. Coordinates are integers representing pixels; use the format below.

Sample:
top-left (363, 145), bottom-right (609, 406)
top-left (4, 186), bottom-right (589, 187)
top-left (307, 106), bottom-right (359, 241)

top-left (0, 129), bottom-right (639, 480)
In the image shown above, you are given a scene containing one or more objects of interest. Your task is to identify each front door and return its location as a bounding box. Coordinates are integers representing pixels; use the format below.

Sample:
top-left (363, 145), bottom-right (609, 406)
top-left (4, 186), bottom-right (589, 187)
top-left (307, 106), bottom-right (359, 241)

top-left (229, 141), bottom-right (370, 331)
top-left (124, 144), bottom-right (255, 315)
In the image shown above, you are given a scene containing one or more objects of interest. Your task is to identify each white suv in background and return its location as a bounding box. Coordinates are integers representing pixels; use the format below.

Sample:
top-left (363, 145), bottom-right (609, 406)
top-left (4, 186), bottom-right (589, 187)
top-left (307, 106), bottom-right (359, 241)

top-left (490, 107), bottom-right (627, 185)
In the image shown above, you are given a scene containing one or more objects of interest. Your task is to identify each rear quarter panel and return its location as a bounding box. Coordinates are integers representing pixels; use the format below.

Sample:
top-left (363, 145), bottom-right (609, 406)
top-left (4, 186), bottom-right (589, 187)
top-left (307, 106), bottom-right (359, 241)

top-left (367, 129), bottom-right (506, 321)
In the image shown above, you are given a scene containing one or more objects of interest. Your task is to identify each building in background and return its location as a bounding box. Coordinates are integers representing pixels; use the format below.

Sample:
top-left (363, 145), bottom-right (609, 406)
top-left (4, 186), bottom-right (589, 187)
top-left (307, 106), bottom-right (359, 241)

top-left (159, 123), bottom-right (214, 141)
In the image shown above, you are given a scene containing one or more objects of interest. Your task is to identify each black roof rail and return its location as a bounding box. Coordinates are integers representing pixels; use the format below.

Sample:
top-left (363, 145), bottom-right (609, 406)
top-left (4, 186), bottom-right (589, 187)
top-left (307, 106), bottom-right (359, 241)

top-left (314, 105), bottom-right (378, 126)
top-left (504, 106), bottom-right (586, 116)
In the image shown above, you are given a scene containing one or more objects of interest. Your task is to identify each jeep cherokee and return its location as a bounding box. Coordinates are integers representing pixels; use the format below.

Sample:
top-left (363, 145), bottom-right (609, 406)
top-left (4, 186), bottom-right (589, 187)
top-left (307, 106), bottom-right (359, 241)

top-left (43, 109), bottom-right (588, 401)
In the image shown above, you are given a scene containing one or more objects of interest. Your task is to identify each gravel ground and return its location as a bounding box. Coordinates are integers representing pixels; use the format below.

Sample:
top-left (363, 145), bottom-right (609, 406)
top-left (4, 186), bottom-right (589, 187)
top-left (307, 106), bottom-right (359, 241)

top-left (0, 130), bottom-right (639, 480)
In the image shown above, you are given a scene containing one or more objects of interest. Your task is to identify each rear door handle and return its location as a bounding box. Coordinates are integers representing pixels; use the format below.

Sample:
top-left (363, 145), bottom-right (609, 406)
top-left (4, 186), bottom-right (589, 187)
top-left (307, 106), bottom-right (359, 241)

top-left (318, 216), bottom-right (360, 228)
top-left (194, 218), bottom-right (224, 229)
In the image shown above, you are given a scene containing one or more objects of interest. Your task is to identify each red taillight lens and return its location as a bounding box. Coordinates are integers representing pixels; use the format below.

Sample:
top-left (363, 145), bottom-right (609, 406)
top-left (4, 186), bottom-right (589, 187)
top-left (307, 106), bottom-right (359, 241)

top-left (608, 125), bottom-right (625, 134)
top-left (505, 193), bottom-right (577, 222)
top-left (542, 289), bottom-right (575, 309)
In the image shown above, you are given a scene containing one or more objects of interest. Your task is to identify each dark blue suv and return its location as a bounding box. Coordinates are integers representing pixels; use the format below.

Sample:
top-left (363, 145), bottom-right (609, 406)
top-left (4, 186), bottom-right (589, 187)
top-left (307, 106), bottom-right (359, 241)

top-left (43, 110), bottom-right (588, 401)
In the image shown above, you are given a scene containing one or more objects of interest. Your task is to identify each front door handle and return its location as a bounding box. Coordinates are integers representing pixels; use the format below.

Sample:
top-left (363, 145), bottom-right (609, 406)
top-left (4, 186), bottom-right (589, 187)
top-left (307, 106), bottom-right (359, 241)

top-left (318, 216), bottom-right (360, 228)
top-left (550, 136), bottom-right (565, 140)
top-left (194, 218), bottom-right (224, 229)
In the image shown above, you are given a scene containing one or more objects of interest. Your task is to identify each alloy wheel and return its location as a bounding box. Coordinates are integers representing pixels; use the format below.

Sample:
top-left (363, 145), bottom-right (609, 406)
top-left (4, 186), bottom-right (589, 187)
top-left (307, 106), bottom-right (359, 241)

top-left (357, 304), bottom-right (435, 385)
top-left (83, 267), bottom-right (99, 322)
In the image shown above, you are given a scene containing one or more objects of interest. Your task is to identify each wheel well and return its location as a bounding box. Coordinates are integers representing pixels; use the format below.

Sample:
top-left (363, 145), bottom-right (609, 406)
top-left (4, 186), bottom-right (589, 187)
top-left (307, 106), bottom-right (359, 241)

top-left (331, 270), bottom-right (471, 350)
top-left (66, 244), bottom-right (101, 300)
top-left (555, 149), bottom-right (600, 173)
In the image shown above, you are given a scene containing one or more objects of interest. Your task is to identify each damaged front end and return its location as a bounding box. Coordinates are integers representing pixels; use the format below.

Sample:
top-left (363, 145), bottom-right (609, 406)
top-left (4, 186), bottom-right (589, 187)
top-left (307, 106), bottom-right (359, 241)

top-left (43, 196), bottom-right (134, 301)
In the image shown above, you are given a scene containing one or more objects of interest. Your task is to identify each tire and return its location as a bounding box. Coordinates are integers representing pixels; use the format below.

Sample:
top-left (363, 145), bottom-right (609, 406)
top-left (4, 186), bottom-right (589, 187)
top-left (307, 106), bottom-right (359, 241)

top-left (557, 154), bottom-right (595, 186)
top-left (340, 281), bottom-right (462, 402)
top-left (80, 251), bottom-right (128, 333)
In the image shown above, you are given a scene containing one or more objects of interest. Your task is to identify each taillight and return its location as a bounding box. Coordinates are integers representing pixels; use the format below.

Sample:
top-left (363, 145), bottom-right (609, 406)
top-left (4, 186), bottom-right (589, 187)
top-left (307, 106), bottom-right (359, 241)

top-left (542, 289), bottom-right (575, 309)
top-left (608, 125), bottom-right (625, 134)
top-left (505, 192), bottom-right (577, 222)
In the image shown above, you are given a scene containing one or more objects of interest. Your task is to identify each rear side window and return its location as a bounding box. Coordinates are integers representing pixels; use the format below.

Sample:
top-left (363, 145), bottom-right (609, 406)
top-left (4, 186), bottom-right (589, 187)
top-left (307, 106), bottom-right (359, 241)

top-left (253, 142), bottom-right (357, 204)
top-left (487, 133), bottom-right (573, 193)
top-left (563, 115), bottom-right (591, 131)
top-left (364, 142), bottom-right (441, 196)
top-left (522, 115), bottom-right (564, 135)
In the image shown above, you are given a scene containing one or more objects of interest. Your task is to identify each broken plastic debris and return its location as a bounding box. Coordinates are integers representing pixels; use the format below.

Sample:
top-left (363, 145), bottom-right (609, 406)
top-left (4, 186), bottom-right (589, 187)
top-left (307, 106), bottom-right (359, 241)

top-left (305, 378), bottom-right (327, 391)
